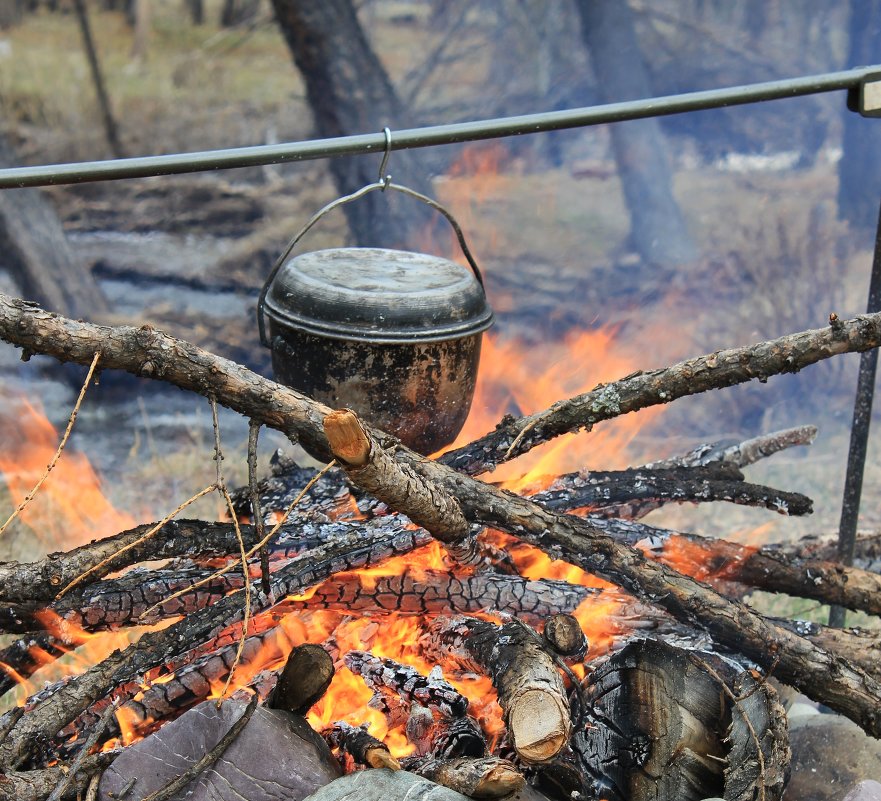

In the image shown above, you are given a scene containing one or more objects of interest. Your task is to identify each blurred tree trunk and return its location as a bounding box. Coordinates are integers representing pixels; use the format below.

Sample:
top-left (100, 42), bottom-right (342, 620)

top-left (73, 0), bottom-right (126, 158)
top-left (270, 0), bottom-right (438, 249)
top-left (574, 0), bottom-right (697, 268)
top-left (0, 1), bottom-right (23, 29)
top-left (221, 0), bottom-right (259, 27)
top-left (0, 136), bottom-right (110, 318)
top-left (184, 0), bottom-right (203, 25)
top-left (130, 0), bottom-right (150, 62)
top-left (838, 0), bottom-right (881, 231)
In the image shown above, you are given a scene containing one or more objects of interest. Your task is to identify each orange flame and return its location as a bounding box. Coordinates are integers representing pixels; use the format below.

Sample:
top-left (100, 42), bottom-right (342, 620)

top-left (0, 398), bottom-right (136, 550)
top-left (438, 328), bottom-right (663, 492)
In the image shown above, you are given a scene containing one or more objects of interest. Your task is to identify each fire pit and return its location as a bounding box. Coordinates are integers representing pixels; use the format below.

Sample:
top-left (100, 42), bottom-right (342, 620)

top-left (3, 298), bottom-right (881, 801)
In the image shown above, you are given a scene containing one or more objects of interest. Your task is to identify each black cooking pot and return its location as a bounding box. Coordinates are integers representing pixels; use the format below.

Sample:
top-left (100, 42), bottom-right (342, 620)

top-left (257, 182), bottom-right (493, 455)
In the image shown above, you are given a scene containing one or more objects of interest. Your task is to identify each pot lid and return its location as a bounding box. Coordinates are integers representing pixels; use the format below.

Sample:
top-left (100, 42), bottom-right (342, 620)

top-left (263, 247), bottom-right (494, 343)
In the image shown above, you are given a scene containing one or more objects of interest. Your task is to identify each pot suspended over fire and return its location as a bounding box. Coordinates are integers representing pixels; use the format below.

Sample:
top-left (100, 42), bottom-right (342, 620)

top-left (257, 181), bottom-right (493, 455)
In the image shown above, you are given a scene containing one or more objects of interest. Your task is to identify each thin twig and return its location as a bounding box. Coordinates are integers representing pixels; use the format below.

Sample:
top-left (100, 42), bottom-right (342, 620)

top-left (47, 698), bottom-right (118, 801)
top-left (247, 420), bottom-right (270, 596)
top-left (140, 694), bottom-right (259, 801)
top-left (138, 459), bottom-right (337, 620)
top-left (209, 396), bottom-right (251, 702)
top-left (0, 351), bottom-right (100, 538)
top-left (55, 484), bottom-right (215, 599)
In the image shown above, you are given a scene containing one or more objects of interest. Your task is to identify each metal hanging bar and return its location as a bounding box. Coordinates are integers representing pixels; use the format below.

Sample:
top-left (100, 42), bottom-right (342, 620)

top-left (1, 65), bottom-right (880, 189)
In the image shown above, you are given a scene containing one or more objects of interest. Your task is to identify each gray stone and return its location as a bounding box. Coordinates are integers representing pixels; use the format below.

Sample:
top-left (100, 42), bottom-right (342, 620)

top-left (843, 781), bottom-right (881, 801)
top-left (783, 714), bottom-right (881, 801)
top-left (302, 770), bottom-right (553, 801)
top-left (99, 699), bottom-right (341, 801)
top-left (302, 770), bottom-right (471, 801)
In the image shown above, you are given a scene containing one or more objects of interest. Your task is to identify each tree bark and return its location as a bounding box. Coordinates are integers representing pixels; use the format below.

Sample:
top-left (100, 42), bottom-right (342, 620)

top-left (269, 0), bottom-right (439, 249)
top-left (0, 139), bottom-right (109, 318)
top-left (72, 0), bottom-right (125, 158)
top-left (574, 0), bottom-right (696, 268)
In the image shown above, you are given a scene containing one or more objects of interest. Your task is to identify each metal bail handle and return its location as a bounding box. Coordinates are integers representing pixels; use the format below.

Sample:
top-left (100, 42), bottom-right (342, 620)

top-left (257, 179), bottom-right (487, 348)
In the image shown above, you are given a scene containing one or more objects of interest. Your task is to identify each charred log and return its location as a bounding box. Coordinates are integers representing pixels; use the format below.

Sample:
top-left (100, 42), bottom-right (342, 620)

top-left (284, 569), bottom-right (594, 623)
top-left (427, 617), bottom-right (570, 764)
top-left (344, 651), bottom-right (468, 720)
top-left (542, 614), bottom-right (588, 661)
top-left (268, 643), bottom-right (334, 715)
top-left (533, 464), bottom-right (813, 519)
top-left (574, 639), bottom-right (788, 801)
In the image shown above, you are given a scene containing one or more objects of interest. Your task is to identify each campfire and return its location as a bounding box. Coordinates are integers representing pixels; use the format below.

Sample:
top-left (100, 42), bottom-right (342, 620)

top-left (1, 293), bottom-right (881, 801)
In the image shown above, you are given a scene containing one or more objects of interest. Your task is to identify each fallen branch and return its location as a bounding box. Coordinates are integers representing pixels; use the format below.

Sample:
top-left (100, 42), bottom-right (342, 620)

top-left (643, 425), bottom-right (818, 470)
top-left (439, 318), bottom-right (872, 474)
top-left (324, 409), bottom-right (476, 562)
top-left (534, 464), bottom-right (813, 519)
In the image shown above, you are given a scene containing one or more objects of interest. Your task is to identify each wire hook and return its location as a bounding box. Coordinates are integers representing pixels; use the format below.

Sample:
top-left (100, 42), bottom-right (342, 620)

top-left (378, 127), bottom-right (392, 189)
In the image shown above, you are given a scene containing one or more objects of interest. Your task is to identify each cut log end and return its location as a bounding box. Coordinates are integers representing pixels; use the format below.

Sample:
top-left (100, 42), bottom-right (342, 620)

top-left (508, 688), bottom-right (570, 763)
top-left (365, 746), bottom-right (401, 771)
top-left (543, 613), bottom-right (588, 659)
top-left (324, 409), bottom-right (371, 467)
top-left (476, 762), bottom-right (526, 798)
top-left (268, 643), bottom-right (334, 716)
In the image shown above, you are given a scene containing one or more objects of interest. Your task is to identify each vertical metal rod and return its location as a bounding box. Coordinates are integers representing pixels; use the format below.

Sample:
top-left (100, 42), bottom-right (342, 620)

top-left (829, 200), bottom-right (881, 627)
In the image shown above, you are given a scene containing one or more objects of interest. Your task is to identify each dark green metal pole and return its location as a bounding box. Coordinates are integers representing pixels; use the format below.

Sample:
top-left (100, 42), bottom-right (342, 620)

top-left (829, 200), bottom-right (881, 628)
top-left (0, 65), bottom-right (876, 189)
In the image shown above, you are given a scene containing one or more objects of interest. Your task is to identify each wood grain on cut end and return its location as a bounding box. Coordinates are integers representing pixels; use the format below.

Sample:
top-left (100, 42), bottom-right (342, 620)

top-left (324, 409), bottom-right (371, 466)
top-left (508, 688), bottom-right (570, 762)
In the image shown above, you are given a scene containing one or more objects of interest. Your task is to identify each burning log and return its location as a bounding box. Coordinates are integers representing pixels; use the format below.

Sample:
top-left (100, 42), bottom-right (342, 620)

top-left (3, 296), bottom-right (881, 734)
top-left (534, 464), bottom-right (813, 519)
top-left (573, 638), bottom-right (789, 801)
top-left (0, 633), bottom-right (68, 698)
top-left (0, 526), bottom-right (429, 769)
top-left (603, 519), bottom-right (881, 617)
top-left (402, 755), bottom-right (525, 799)
top-left (344, 651), bottom-right (469, 720)
top-left (427, 616), bottom-right (571, 764)
top-left (284, 569), bottom-right (594, 623)
top-left (322, 721), bottom-right (401, 770)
